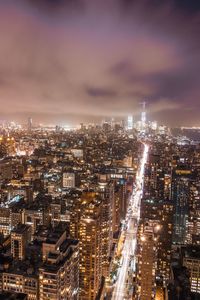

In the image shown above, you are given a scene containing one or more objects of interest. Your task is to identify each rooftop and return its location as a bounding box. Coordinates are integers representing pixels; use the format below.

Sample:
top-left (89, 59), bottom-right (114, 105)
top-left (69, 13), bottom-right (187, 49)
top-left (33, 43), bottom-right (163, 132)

top-left (182, 245), bottom-right (200, 260)
top-left (11, 224), bottom-right (30, 235)
top-left (0, 292), bottom-right (27, 300)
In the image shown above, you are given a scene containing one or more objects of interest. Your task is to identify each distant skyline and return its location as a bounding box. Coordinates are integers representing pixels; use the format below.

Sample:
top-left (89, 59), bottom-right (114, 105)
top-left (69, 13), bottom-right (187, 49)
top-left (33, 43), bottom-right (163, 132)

top-left (0, 0), bottom-right (200, 126)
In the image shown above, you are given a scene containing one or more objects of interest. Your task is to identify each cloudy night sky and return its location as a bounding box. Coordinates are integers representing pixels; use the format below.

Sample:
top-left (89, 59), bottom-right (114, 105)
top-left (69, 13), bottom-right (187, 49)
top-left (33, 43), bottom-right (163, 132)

top-left (0, 0), bottom-right (200, 126)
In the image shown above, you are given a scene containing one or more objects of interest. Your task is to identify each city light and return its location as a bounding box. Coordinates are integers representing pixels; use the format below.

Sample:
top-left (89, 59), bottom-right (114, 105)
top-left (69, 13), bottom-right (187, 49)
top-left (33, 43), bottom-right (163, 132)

top-left (112, 143), bottom-right (149, 299)
top-left (0, 1), bottom-right (199, 298)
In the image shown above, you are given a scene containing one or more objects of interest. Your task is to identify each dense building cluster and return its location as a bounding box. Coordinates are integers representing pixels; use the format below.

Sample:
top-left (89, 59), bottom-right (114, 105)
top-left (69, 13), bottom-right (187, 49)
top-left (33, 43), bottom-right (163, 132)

top-left (0, 121), bottom-right (200, 300)
top-left (136, 136), bottom-right (200, 300)
top-left (0, 124), bottom-right (139, 300)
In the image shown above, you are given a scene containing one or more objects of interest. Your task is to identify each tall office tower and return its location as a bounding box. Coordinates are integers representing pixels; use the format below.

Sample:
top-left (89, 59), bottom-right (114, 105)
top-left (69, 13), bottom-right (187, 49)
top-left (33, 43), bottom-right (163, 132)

top-left (40, 228), bottom-right (79, 300)
top-left (27, 117), bottom-right (32, 131)
top-left (186, 181), bottom-right (200, 245)
top-left (98, 182), bottom-right (114, 278)
top-left (127, 115), bottom-right (133, 130)
top-left (137, 222), bottom-right (158, 300)
top-left (140, 101), bottom-right (146, 130)
top-left (171, 168), bottom-right (192, 244)
top-left (62, 172), bottom-right (75, 188)
top-left (78, 192), bottom-right (102, 300)
top-left (11, 224), bottom-right (31, 260)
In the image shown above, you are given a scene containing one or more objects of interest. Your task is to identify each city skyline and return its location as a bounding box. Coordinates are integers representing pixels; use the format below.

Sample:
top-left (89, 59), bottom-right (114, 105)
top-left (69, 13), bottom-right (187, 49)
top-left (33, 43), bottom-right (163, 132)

top-left (0, 113), bottom-right (199, 299)
top-left (1, 3), bottom-right (200, 298)
top-left (0, 0), bottom-right (200, 126)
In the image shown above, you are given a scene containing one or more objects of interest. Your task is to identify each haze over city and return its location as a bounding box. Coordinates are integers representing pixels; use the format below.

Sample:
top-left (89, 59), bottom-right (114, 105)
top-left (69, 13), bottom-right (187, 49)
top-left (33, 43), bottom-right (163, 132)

top-left (0, 0), bottom-right (200, 126)
top-left (0, 2), bottom-right (200, 300)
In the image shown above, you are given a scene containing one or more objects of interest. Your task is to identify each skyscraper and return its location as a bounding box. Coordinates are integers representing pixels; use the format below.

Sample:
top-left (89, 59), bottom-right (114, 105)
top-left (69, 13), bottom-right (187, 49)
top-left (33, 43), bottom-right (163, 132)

top-left (78, 192), bottom-right (102, 300)
top-left (127, 115), bottom-right (133, 130)
top-left (98, 182), bottom-right (114, 278)
top-left (141, 101), bottom-right (146, 125)
top-left (139, 101), bottom-right (147, 133)
top-left (27, 117), bottom-right (32, 131)
top-left (136, 222), bottom-right (158, 300)
top-left (171, 169), bottom-right (191, 244)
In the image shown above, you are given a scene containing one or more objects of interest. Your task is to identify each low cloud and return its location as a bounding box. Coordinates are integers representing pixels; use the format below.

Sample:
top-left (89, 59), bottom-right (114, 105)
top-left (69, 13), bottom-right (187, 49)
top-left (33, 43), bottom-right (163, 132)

top-left (0, 0), bottom-right (199, 126)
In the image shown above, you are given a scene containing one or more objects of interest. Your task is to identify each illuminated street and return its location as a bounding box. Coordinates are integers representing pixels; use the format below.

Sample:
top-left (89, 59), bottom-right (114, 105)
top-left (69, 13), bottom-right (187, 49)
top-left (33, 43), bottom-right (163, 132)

top-left (112, 143), bottom-right (149, 300)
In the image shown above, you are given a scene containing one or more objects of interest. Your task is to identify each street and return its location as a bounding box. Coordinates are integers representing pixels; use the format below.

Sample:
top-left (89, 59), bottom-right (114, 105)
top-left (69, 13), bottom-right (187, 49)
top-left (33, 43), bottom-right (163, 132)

top-left (111, 143), bottom-right (149, 300)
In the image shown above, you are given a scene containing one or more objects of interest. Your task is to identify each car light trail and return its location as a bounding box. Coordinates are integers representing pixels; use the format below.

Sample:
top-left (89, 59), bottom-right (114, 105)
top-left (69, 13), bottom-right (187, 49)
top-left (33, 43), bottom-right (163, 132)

top-left (112, 143), bottom-right (149, 300)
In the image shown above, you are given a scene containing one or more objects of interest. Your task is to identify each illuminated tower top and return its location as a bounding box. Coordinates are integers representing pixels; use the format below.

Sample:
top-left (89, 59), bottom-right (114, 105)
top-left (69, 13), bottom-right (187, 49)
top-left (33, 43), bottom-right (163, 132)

top-left (141, 101), bottom-right (146, 125)
top-left (127, 115), bottom-right (133, 130)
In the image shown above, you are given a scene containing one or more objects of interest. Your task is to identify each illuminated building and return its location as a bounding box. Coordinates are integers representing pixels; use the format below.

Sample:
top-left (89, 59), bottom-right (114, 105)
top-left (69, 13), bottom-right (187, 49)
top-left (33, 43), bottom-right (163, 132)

top-left (11, 224), bottom-right (31, 261)
top-left (123, 153), bottom-right (133, 168)
top-left (182, 246), bottom-right (200, 295)
top-left (0, 207), bottom-right (11, 237)
top-left (137, 222), bottom-right (159, 300)
top-left (171, 169), bottom-right (192, 244)
top-left (151, 121), bottom-right (158, 131)
top-left (114, 179), bottom-right (128, 222)
top-left (98, 182), bottom-right (114, 277)
top-left (0, 135), bottom-right (16, 156)
top-left (62, 172), bottom-right (75, 188)
top-left (2, 272), bottom-right (38, 300)
top-left (40, 235), bottom-right (79, 300)
top-left (2, 224), bottom-right (79, 300)
top-left (186, 181), bottom-right (200, 245)
top-left (23, 209), bottom-right (50, 236)
top-left (113, 187), bottom-right (120, 234)
top-left (143, 150), bottom-right (171, 200)
top-left (141, 102), bottom-right (146, 124)
top-left (158, 202), bottom-right (173, 283)
top-left (78, 192), bottom-right (102, 300)
top-left (141, 199), bottom-right (173, 283)
top-left (50, 201), bottom-right (69, 227)
top-left (127, 115), bottom-right (133, 130)
top-left (50, 203), bottom-right (61, 227)
top-left (139, 101), bottom-right (146, 133)
top-left (71, 148), bottom-right (83, 159)
top-left (69, 197), bottom-right (82, 240)
top-left (155, 286), bottom-right (164, 300)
